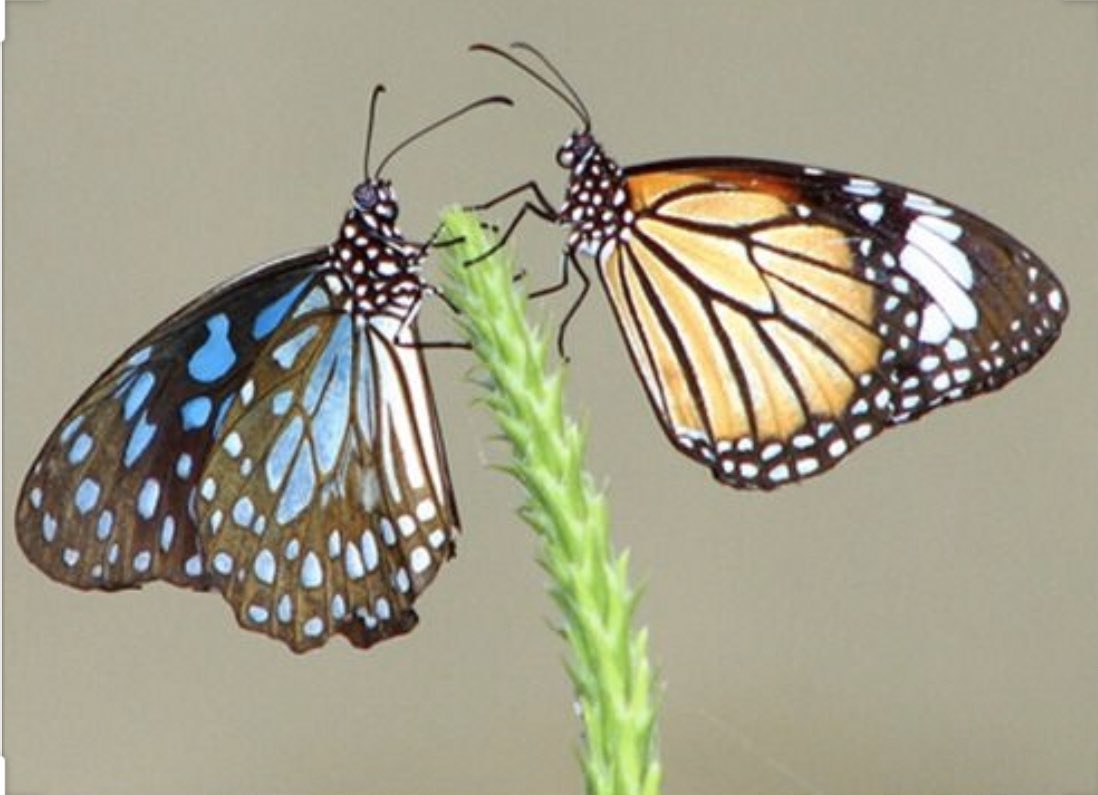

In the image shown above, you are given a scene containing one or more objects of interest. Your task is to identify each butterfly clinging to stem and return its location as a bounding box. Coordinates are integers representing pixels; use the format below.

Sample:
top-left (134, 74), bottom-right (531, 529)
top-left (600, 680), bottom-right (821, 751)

top-left (16, 86), bottom-right (512, 652)
top-left (470, 42), bottom-right (1068, 490)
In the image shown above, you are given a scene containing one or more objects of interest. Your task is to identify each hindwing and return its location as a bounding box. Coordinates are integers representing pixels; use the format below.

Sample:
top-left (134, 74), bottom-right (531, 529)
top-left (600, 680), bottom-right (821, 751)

top-left (194, 290), bottom-right (459, 652)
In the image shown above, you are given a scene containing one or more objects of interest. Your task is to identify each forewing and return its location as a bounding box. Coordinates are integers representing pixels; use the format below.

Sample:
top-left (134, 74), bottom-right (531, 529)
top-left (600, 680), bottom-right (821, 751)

top-left (603, 159), bottom-right (1067, 489)
top-left (15, 249), bottom-right (331, 589)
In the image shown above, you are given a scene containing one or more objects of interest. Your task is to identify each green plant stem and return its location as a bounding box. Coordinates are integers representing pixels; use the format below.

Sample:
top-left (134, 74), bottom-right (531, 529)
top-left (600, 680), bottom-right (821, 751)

top-left (437, 209), bottom-right (661, 795)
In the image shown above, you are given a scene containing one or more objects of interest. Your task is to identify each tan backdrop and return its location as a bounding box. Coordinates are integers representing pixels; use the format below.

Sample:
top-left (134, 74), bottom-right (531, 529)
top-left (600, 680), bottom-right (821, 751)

top-left (5, 2), bottom-right (1097, 794)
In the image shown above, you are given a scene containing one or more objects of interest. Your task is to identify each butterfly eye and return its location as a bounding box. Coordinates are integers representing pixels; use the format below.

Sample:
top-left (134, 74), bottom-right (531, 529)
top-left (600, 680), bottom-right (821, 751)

top-left (352, 182), bottom-right (379, 212)
top-left (557, 132), bottom-right (595, 169)
top-left (556, 143), bottom-right (574, 168)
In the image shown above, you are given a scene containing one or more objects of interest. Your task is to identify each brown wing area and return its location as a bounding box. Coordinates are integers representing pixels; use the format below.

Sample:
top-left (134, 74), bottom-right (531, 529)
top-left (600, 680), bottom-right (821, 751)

top-left (597, 168), bottom-right (892, 488)
top-left (195, 308), bottom-right (458, 653)
top-left (881, 210), bottom-right (1067, 424)
top-left (15, 361), bottom-right (210, 592)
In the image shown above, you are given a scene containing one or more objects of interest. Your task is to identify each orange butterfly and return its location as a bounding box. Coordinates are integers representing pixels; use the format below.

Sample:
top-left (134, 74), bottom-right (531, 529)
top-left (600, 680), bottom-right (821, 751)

top-left (473, 42), bottom-right (1068, 490)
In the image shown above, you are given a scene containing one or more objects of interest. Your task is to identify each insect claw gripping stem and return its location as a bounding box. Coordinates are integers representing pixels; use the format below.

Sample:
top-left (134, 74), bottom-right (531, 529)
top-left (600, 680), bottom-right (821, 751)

top-left (439, 208), bottom-right (662, 795)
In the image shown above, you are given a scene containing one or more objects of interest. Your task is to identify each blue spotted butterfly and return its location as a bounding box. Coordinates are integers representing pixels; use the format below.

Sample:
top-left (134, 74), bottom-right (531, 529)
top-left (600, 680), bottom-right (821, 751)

top-left (16, 89), bottom-right (509, 653)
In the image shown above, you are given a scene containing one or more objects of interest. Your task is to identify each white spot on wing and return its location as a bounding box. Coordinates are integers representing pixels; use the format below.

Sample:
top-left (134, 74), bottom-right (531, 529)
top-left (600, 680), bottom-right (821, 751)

top-left (301, 551), bottom-right (323, 588)
top-left (277, 594), bottom-right (293, 622)
top-left (917, 304), bottom-right (953, 344)
top-left (907, 215), bottom-right (971, 287)
top-left (137, 479), bottom-right (160, 520)
top-left (901, 233), bottom-right (978, 333)
top-left (42, 513), bottom-right (58, 543)
top-left (858, 201), bottom-right (884, 224)
top-left (254, 549), bottom-right (276, 585)
top-left (74, 478), bottom-right (100, 515)
top-left (415, 499), bottom-right (437, 522)
top-left (344, 542), bottom-right (366, 579)
top-left (410, 546), bottom-right (431, 574)
top-left (361, 531), bottom-right (379, 571)
top-left (213, 552), bottom-right (233, 575)
top-left (160, 516), bottom-right (176, 552)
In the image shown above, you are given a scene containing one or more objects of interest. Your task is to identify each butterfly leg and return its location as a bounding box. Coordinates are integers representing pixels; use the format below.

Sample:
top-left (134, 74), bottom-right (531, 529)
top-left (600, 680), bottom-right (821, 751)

top-left (396, 286), bottom-right (473, 351)
top-left (463, 181), bottom-right (558, 267)
top-left (421, 224), bottom-right (523, 281)
top-left (407, 339), bottom-right (473, 351)
top-left (410, 223), bottom-right (521, 281)
top-left (530, 249), bottom-right (590, 361)
top-left (412, 221), bottom-right (467, 252)
top-left (466, 179), bottom-right (556, 214)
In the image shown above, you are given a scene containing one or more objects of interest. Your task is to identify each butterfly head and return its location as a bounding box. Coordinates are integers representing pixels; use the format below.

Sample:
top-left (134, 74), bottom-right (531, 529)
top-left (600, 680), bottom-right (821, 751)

top-left (556, 131), bottom-right (598, 171)
top-left (352, 179), bottom-right (399, 225)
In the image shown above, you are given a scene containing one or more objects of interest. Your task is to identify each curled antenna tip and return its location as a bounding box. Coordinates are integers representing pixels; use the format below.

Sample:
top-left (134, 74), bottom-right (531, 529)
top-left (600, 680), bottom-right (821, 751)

top-left (363, 83), bottom-right (390, 177)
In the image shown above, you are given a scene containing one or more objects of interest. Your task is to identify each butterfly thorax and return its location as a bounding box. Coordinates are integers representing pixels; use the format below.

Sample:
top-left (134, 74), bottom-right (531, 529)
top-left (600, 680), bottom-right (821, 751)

top-left (332, 181), bottom-right (424, 331)
top-left (556, 132), bottom-right (634, 257)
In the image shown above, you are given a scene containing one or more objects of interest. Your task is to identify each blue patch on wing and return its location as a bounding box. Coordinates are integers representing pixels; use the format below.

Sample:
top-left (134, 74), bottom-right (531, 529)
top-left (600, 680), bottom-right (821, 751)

top-left (271, 389), bottom-right (294, 417)
top-left (127, 345), bottom-right (153, 367)
top-left (266, 415), bottom-right (304, 492)
top-left (272, 325), bottom-right (320, 369)
top-left (68, 433), bottom-right (93, 465)
top-left (59, 415), bottom-right (85, 444)
top-left (74, 478), bottom-right (101, 515)
top-left (122, 371), bottom-right (156, 421)
top-left (180, 396), bottom-right (213, 430)
top-left (124, 410), bottom-right (157, 467)
top-left (212, 395), bottom-right (235, 437)
top-left (305, 316), bottom-right (353, 475)
top-left (276, 438), bottom-right (316, 525)
top-left (188, 314), bottom-right (236, 383)
top-left (252, 279), bottom-right (311, 340)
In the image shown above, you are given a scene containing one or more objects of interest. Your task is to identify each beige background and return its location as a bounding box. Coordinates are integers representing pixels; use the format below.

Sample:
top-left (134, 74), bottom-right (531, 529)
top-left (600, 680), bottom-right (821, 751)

top-left (4, 2), bottom-right (1097, 794)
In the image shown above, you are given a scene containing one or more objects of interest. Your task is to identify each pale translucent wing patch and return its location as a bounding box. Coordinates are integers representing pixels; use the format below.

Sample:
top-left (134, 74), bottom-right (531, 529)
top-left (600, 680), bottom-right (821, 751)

top-left (599, 161), bottom-right (1067, 489)
top-left (196, 301), bottom-right (458, 653)
top-left (15, 250), bottom-right (330, 588)
top-left (346, 316), bottom-right (460, 648)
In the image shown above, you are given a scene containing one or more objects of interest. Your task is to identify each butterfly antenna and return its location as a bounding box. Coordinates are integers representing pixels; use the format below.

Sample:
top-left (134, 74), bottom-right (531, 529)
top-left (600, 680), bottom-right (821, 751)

top-left (363, 84), bottom-right (387, 177)
top-left (469, 43), bottom-right (590, 131)
top-left (509, 42), bottom-right (591, 129)
top-left (374, 94), bottom-right (514, 178)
